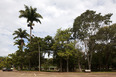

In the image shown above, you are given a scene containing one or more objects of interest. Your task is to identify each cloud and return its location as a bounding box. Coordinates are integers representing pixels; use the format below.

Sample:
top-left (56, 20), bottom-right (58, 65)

top-left (0, 0), bottom-right (116, 56)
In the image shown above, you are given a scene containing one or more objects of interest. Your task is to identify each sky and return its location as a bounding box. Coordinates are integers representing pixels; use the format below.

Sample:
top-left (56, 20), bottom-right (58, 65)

top-left (0, 0), bottom-right (116, 56)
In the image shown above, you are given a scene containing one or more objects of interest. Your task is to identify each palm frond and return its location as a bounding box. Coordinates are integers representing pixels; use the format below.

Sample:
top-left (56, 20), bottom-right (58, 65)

top-left (13, 36), bottom-right (19, 39)
top-left (13, 28), bottom-right (28, 39)
top-left (35, 19), bottom-right (41, 24)
top-left (19, 5), bottom-right (43, 28)
top-left (24, 5), bottom-right (30, 11)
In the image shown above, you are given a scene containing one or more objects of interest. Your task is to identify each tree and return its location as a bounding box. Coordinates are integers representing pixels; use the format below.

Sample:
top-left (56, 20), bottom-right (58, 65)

top-left (0, 57), bottom-right (6, 69)
top-left (19, 5), bottom-right (43, 41)
top-left (13, 28), bottom-right (28, 50)
top-left (52, 28), bottom-right (75, 72)
top-left (94, 24), bottom-right (116, 70)
top-left (44, 35), bottom-right (54, 57)
top-left (0, 56), bottom-right (13, 69)
top-left (13, 28), bottom-right (28, 70)
top-left (60, 43), bottom-right (76, 72)
top-left (24, 36), bottom-right (46, 70)
top-left (73, 10), bottom-right (112, 70)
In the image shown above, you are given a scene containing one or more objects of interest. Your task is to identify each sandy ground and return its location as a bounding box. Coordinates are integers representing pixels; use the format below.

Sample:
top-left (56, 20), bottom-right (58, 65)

top-left (0, 70), bottom-right (116, 77)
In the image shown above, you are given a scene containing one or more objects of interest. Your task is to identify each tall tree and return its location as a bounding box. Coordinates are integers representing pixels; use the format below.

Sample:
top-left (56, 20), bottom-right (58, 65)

top-left (52, 28), bottom-right (75, 72)
top-left (73, 10), bottom-right (112, 70)
top-left (19, 5), bottom-right (43, 41)
top-left (13, 28), bottom-right (28, 50)
top-left (44, 35), bottom-right (54, 57)
top-left (24, 36), bottom-right (45, 70)
top-left (13, 28), bottom-right (28, 70)
top-left (94, 24), bottom-right (116, 70)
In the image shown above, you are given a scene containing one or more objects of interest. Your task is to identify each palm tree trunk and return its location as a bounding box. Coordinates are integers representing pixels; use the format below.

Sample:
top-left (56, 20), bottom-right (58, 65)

top-left (29, 26), bottom-right (32, 70)
top-left (21, 38), bottom-right (24, 51)
top-left (30, 26), bottom-right (32, 42)
top-left (38, 41), bottom-right (41, 72)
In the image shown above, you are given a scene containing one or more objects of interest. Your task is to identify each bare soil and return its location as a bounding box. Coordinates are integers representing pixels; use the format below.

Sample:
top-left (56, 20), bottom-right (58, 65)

top-left (0, 70), bottom-right (116, 77)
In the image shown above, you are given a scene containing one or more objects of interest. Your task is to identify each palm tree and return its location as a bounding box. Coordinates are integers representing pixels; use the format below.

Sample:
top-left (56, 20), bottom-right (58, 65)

top-left (13, 28), bottom-right (28, 50)
top-left (19, 5), bottom-right (43, 41)
top-left (14, 39), bottom-right (25, 50)
top-left (13, 28), bottom-right (28, 70)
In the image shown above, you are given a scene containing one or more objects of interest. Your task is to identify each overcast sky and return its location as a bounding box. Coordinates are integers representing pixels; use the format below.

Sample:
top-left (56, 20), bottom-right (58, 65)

top-left (0, 0), bottom-right (116, 56)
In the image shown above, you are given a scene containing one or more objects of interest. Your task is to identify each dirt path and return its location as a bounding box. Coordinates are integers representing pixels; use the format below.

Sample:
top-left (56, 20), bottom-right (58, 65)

top-left (0, 70), bottom-right (116, 77)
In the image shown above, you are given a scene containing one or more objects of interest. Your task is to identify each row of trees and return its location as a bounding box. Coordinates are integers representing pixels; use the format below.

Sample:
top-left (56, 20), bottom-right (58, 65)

top-left (0, 5), bottom-right (116, 72)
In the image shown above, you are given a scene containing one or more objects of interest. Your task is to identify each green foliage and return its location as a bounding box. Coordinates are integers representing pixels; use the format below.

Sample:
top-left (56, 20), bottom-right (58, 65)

top-left (52, 28), bottom-right (82, 72)
top-left (73, 10), bottom-right (113, 70)
top-left (42, 59), bottom-right (53, 71)
top-left (53, 28), bottom-right (73, 58)
top-left (13, 28), bottom-right (28, 39)
top-left (19, 5), bottom-right (43, 29)
top-left (13, 28), bottom-right (28, 50)
top-left (19, 5), bottom-right (43, 43)
top-left (19, 5), bottom-right (43, 24)
top-left (0, 57), bottom-right (12, 69)
top-left (92, 24), bottom-right (116, 70)
top-left (73, 10), bottom-right (112, 40)
top-left (12, 28), bottom-right (28, 70)
top-left (44, 35), bottom-right (54, 56)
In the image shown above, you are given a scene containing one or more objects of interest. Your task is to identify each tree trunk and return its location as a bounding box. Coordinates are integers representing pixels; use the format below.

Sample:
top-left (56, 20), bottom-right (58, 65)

top-left (88, 62), bottom-right (91, 70)
top-left (87, 55), bottom-right (91, 70)
top-left (67, 59), bottom-right (69, 72)
top-left (85, 39), bottom-right (91, 70)
top-left (30, 26), bottom-right (32, 42)
top-left (29, 26), bottom-right (32, 70)
top-left (18, 66), bottom-right (20, 70)
top-left (78, 61), bottom-right (82, 72)
top-left (20, 64), bottom-right (23, 70)
top-left (29, 59), bottom-right (31, 70)
top-left (21, 38), bottom-right (24, 51)
top-left (38, 41), bottom-right (41, 72)
top-left (60, 58), bottom-right (62, 72)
